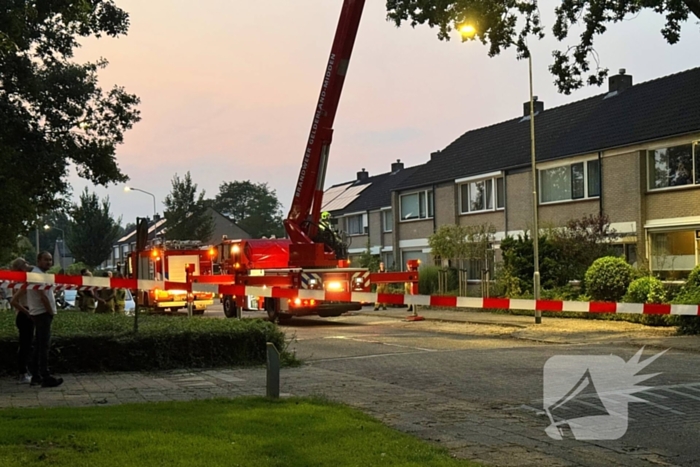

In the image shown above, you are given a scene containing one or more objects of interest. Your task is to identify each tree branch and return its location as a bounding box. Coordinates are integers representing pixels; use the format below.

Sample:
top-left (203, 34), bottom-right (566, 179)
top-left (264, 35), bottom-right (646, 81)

top-left (682, 0), bottom-right (700, 20)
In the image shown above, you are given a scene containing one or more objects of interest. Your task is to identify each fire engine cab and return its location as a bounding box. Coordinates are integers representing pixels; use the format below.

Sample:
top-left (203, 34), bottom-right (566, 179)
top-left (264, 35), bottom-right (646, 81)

top-left (126, 240), bottom-right (216, 314)
top-left (213, 237), bottom-right (364, 320)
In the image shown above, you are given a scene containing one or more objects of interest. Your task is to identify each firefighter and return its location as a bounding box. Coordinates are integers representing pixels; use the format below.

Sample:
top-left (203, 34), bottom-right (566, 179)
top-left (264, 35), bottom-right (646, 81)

top-left (374, 261), bottom-right (388, 311)
top-left (114, 271), bottom-right (126, 314)
top-left (95, 271), bottom-right (115, 314)
top-left (77, 270), bottom-right (96, 312)
top-left (319, 211), bottom-right (333, 231)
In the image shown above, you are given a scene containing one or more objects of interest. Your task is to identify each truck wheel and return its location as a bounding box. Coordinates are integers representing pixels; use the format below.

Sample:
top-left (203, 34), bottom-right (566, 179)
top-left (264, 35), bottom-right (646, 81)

top-left (223, 296), bottom-right (238, 319)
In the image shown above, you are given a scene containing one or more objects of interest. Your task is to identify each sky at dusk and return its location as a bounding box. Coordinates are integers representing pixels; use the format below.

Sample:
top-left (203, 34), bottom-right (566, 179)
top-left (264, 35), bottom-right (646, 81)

top-left (69, 0), bottom-right (700, 225)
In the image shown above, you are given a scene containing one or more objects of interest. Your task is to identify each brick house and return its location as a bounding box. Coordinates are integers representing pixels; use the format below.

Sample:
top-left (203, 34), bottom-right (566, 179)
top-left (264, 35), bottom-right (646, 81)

top-left (337, 66), bottom-right (700, 278)
top-left (322, 160), bottom-right (421, 269)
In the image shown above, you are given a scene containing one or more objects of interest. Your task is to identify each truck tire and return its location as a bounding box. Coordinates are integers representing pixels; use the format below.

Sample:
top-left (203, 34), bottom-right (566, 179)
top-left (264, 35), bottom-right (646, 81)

top-left (223, 296), bottom-right (238, 319)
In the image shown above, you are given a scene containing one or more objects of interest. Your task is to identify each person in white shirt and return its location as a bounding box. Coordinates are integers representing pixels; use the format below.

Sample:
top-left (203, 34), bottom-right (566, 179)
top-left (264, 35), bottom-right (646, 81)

top-left (26, 251), bottom-right (63, 388)
top-left (9, 258), bottom-right (34, 384)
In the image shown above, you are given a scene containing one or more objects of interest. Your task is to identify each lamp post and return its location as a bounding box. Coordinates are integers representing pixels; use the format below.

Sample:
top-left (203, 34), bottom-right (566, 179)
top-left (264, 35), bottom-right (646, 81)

top-left (459, 22), bottom-right (541, 323)
top-left (125, 186), bottom-right (164, 278)
top-left (528, 53), bottom-right (541, 325)
top-left (44, 225), bottom-right (65, 270)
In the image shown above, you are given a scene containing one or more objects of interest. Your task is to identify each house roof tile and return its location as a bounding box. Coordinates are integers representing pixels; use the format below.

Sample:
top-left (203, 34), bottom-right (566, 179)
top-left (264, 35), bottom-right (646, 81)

top-left (395, 66), bottom-right (700, 191)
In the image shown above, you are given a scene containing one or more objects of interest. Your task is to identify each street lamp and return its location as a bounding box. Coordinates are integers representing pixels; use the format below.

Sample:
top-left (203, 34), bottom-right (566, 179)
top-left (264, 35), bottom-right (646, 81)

top-left (527, 53), bottom-right (542, 325)
top-left (459, 23), bottom-right (541, 324)
top-left (124, 186), bottom-right (164, 278)
top-left (44, 225), bottom-right (65, 270)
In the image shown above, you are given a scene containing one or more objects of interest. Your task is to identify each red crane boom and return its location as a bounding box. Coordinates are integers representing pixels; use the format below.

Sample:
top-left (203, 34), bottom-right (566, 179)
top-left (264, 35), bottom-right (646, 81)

top-left (284, 0), bottom-right (366, 267)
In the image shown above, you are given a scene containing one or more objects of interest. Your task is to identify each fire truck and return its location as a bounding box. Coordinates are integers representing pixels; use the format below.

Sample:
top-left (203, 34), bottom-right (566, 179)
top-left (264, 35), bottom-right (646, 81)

top-left (195, 0), bottom-right (419, 322)
top-left (126, 240), bottom-right (216, 314)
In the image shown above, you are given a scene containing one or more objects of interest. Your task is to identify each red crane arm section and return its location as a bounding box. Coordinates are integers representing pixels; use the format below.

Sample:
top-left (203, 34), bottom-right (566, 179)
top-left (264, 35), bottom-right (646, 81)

top-left (284, 0), bottom-right (366, 244)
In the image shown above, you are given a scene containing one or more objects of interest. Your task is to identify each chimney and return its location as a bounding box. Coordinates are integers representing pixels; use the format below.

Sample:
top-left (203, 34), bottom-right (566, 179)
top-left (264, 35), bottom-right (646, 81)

top-left (357, 168), bottom-right (369, 181)
top-left (431, 150), bottom-right (441, 160)
top-left (153, 214), bottom-right (161, 221)
top-left (608, 68), bottom-right (633, 94)
top-left (391, 159), bottom-right (404, 173)
top-left (523, 96), bottom-right (544, 117)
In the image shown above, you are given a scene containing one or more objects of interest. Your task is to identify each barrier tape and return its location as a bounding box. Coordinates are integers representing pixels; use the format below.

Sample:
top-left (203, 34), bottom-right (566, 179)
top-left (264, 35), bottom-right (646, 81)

top-left (0, 271), bottom-right (188, 292)
top-left (190, 283), bottom-right (700, 316)
top-left (1, 271), bottom-right (698, 316)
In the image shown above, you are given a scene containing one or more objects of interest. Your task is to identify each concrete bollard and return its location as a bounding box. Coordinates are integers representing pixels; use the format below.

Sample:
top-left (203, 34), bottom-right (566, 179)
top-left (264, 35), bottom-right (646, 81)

top-left (266, 343), bottom-right (280, 399)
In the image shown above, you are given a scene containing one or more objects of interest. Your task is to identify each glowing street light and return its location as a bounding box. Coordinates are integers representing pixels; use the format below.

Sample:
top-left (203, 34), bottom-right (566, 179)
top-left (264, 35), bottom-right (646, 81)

top-left (43, 225), bottom-right (65, 269)
top-left (459, 24), bottom-right (477, 39)
top-left (457, 22), bottom-right (541, 324)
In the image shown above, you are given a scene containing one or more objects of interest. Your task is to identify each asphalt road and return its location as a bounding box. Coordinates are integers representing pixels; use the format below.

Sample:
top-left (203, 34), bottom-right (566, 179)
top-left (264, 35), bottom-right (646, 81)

top-left (200, 304), bottom-right (700, 466)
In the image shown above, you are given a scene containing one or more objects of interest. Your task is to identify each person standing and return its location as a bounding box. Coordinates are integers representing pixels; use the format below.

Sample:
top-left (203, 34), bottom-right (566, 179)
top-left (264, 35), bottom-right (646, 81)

top-left (95, 271), bottom-right (115, 313)
top-left (373, 261), bottom-right (388, 311)
top-left (26, 251), bottom-right (63, 388)
top-left (9, 258), bottom-right (34, 384)
top-left (113, 271), bottom-right (126, 314)
top-left (76, 269), bottom-right (97, 312)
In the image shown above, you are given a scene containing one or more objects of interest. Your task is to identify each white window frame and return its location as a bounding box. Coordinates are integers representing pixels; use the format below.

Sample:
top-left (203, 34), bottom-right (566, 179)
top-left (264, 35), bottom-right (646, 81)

top-left (345, 214), bottom-right (365, 236)
top-left (458, 175), bottom-right (505, 215)
top-left (381, 208), bottom-right (393, 232)
top-left (538, 157), bottom-right (601, 205)
top-left (399, 190), bottom-right (434, 222)
top-left (646, 141), bottom-right (700, 192)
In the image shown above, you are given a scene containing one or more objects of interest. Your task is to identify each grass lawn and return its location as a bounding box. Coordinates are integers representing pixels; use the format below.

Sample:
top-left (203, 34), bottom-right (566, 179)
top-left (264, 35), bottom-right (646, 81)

top-left (0, 397), bottom-right (479, 467)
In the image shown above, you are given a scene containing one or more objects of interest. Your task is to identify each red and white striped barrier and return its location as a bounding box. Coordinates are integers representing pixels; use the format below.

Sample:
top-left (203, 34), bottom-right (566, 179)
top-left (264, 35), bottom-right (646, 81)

top-left (190, 282), bottom-right (700, 316)
top-left (0, 271), bottom-right (187, 293)
top-left (1, 270), bottom-right (698, 316)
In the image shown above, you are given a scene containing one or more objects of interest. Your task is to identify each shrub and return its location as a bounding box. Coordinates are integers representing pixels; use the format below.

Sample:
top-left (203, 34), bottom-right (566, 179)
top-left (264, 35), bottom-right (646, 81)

top-left (624, 276), bottom-right (666, 304)
top-left (584, 256), bottom-right (634, 302)
top-left (418, 265), bottom-right (441, 295)
top-left (672, 269), bottom-right (700, 335)
top-left (0, 311), bottom-right (292, 375)
top-left (686, 265), bottom-right (700, 289)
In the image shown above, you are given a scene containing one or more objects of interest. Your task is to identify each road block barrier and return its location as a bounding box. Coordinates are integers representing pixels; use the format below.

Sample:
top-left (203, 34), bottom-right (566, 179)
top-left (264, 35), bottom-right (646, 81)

top-left (1, 270), bottom-right (698, 316)
top-left (190, 280), bottom-right (700, 316)
top-left (0, 270), bottom-right (187, 293)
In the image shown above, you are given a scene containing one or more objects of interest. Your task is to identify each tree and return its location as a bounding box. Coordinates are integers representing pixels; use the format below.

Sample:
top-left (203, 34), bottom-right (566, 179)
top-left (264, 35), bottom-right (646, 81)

top-left (0, 1), bottom-right (140, 260)
top-left (163, 172), bottom-right (215, 242)
top-left (67, 189), bottom-right (122, 268)
top-left (213, 181), bottom-right (285, 239)
top-left (386, 0), bottom-right (700, 94)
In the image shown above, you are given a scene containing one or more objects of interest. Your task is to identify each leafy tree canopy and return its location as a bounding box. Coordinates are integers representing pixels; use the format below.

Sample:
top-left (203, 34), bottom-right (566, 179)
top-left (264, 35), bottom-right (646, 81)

top-left (386, 0), bottom-right (700, 94)
top-left (0, 1), bottom-right (140, 259)
top-left (163, 172), bottom-right (215, 242)
top-left (67, 188), bottom-right (122, 268)
top-left (213, 181), bottom-right (285, 239)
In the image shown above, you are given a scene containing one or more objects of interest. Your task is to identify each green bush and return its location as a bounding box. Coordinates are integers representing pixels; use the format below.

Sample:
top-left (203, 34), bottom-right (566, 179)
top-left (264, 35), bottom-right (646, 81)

top-left (686, 265), bottom-right (700, 289)
top-left (418, 265), bottom-right (440, 295)
top-left (0, 311), bottom-right (292, 375)
top-left (672, 272), bottom-right (700, 334)
top-left (624, 276), bottom-right (666, 304)
top-left (623, 276), bottom-right (671, 326)
top-left (584, 256), bottom-right (634, 302)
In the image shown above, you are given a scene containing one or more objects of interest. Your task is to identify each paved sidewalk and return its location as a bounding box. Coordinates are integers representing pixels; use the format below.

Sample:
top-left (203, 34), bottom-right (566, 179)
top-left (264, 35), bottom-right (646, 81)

top-left (354, 307), bottom-right (700, 352)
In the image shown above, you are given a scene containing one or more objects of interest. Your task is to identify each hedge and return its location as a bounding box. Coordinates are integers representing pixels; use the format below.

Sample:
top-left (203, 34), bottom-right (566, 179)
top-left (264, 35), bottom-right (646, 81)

top-left (0, 311), bottom-right (293, 375)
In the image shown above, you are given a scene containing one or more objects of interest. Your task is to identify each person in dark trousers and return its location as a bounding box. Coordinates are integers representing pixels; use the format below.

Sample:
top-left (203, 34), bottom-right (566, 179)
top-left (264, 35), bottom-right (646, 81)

top-left (9, 258), bottom-right (34, 384)
top-left (26, 251), bottom-right (63, 388)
